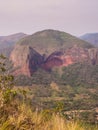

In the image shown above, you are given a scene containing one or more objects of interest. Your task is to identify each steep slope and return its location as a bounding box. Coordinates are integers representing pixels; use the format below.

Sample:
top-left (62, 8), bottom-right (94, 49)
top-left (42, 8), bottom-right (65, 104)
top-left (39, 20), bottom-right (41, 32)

top-left (10, 30), bottom-right (95, 76)
top-left (10, 45), bottom-right (43, 76)
top-left (17, 29), bottom-right (93, 57)
top-left (42, 47), bottom-right (98, 70)
top-left (80, 33), bottom-right (98, 47)
top-left (0, 33), bottom-right (27, 56)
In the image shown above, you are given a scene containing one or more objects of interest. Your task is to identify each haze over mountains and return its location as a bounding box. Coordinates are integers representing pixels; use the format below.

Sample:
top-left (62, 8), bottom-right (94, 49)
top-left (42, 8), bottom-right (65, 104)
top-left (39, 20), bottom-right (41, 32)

top-left (0, 33), bottom-right (27, 56)
top-left (80, 33), bottom-right (98, 47)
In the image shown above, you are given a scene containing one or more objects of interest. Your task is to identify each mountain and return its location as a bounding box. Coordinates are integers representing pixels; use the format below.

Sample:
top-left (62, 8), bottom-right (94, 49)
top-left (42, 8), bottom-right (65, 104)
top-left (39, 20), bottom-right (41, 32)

top-left (17, 29), bottom-right (93, 56)
top-left (0, 33), bottom-right (27, 56)
top-left (10, 29), bottom-right (95, 76)
top-left (80, 33), bottom-right (98, 47)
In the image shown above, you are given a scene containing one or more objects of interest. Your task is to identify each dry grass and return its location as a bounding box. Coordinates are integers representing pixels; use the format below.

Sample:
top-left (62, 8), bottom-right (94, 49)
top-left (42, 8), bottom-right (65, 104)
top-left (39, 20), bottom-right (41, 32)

top-left (0, 103), bottom-right (98, 130)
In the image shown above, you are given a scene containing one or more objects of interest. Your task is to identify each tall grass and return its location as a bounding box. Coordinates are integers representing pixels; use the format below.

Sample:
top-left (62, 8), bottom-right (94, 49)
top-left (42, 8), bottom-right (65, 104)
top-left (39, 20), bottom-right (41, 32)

top-left (0, 103), bottom-right (98, 130)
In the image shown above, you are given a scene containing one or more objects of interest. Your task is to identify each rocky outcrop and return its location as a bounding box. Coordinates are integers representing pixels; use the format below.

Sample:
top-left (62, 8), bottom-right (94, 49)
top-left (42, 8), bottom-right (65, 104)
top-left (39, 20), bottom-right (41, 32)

top-left (10, 44), bottom-right (98, 76)
top-left (10, 45), bottom-right (43, 76)
top-left (41, 46), bottom-right (98, 71)
top-left (88, 48), bottom-right (98, 65)
top-left (41, 52), bottom-right (63, 71)
top-left (42, 46), bottom-right (88, 70)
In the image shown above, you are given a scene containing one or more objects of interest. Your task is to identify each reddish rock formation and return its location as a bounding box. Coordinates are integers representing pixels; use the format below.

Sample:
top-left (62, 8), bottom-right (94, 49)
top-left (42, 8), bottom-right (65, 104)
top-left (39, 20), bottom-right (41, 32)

top-left (41, 51), bottom-right (63, 71)
top-left (10, 45), bottom-right (43, 76)
top-left (10, 44), bottom-right (98, 76)
top-left (42, 46), bottom-right (89, 70)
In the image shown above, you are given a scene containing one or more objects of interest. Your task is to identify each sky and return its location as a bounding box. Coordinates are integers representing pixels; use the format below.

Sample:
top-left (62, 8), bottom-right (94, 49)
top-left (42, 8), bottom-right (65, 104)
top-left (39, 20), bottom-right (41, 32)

top-left (0, 0), bottom-right (98, 36)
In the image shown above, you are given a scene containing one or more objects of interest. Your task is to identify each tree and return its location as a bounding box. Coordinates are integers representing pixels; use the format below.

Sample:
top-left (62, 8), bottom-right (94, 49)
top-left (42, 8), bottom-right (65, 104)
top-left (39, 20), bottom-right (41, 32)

top-left (0, 55), bottom-right (15, 107)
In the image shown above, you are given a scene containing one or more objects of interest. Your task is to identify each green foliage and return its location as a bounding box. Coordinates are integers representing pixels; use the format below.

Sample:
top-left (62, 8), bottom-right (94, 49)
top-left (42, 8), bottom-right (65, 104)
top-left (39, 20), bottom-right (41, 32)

top-left (15, 68), bottom-right (61, 86)
top-left (0, 55), bottom-right (98, 129)
top-left (54, 101), bottom-right (64, 114)
top-left (18, 30), bottom-right (93, 57)
top-left (0, 55), bottom-right (16, 106)
top-left (61, 62), bottom-right (98, 87)
top-left (14, 61), bottom-right (98, 88)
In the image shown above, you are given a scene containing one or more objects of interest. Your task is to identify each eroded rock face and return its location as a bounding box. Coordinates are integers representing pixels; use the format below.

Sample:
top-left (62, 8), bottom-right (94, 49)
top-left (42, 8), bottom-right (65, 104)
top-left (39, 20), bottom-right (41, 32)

top-left (41, 52), bottom-right (63, 71)
top-left (42, 46), bottom-right (88, 70)
top-left (10, 44), bottom-right (98, 76)
top-left (88, 48), bottom-right (98, 65)
top-left (10, 45), bottom-right (43, 76)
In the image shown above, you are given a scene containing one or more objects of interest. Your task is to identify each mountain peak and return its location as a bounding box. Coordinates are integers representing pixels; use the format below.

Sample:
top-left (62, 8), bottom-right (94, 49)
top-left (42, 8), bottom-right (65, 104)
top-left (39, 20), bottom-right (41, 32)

top-left (10, 45), bottom-right (43, 76)
top-left (10, 30), bottom-right (94, 76)
top-left (18, 29), bottom-right (93, 57)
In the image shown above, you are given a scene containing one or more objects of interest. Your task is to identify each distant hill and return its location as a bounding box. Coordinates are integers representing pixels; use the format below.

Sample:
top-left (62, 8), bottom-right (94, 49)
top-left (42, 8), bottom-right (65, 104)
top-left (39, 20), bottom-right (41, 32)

top-left (80, 33), bottom-right (98, 47)
top-left (0, 33), bottom-right (27, 56)
top-left (10, 29), bottom-right (94, 76)
top-left (17, 29), bottom-right (93, 56)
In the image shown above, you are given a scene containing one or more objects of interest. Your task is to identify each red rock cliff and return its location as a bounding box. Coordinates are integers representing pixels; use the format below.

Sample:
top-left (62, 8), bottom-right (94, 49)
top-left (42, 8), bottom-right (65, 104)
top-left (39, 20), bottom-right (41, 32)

top-left (10, 45), bottom-right (98, 76)
top-left (10, 45), bottom-right (43, 76)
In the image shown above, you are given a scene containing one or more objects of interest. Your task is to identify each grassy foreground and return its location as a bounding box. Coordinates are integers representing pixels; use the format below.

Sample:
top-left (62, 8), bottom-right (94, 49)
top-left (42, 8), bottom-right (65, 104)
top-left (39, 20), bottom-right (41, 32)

top-left (0, 85), bottom-right (98, 130)
top-left (0, 102), bottom-right (98, 130)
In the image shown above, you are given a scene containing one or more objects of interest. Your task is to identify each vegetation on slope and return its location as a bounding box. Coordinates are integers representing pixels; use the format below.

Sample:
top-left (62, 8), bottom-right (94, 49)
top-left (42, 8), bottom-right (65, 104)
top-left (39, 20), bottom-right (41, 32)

top-left (15, 62), bottom-right (98, 87)
top-left (61, 62), bottom-right (98, 87)
top-left (0, 55), bottom-right (98, 129)
top-left (17, 30), bottom-right (93, 56)
top-left (0, 33), bottom-right (27, 56)
top-left (14, 62), bottom-right (98, 123)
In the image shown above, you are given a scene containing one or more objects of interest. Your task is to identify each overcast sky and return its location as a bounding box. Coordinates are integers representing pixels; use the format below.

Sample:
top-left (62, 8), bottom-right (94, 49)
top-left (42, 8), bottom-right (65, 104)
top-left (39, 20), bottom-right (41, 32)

top-left (0, 0), bottom-right (98, 36)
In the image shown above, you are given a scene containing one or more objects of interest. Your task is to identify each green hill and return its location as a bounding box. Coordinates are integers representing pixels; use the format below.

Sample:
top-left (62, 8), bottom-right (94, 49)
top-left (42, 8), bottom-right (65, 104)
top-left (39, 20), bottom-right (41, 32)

top-left (11, 30), bottom-right (97, 87)
top-left (18, 29), bottom-right (93, 56)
